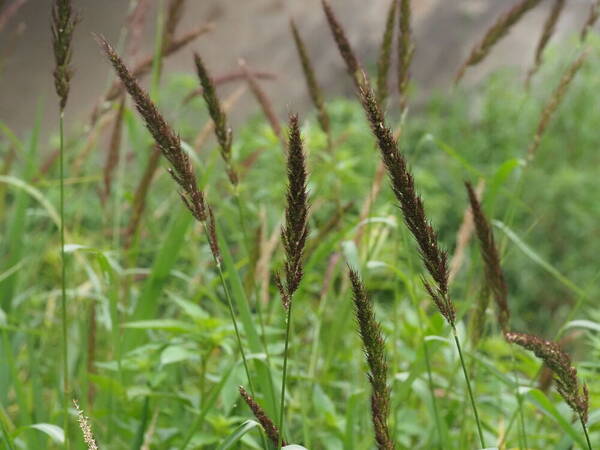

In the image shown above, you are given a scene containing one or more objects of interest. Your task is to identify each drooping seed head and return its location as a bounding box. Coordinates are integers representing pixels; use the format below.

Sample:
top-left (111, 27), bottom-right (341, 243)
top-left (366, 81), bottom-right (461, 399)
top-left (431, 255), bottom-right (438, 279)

top-left (239, 386), bottom-right (287, 447)
top-left (505, 331), bottom-right (589, 423)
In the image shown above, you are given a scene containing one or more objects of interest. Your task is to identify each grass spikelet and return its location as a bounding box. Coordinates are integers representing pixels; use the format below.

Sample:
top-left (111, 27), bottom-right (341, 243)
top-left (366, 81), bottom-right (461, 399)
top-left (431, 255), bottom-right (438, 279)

top-left (358, 84), bottom-right (453, 327)
top-left (98, 35), bottom-right (207, 222)
top-left (194, 53), bottom-right (237, 185)
top-left (290, 19), bottom-right (331, 138)
top-left (527, 0), bottom-right (565, 85)
top-left (73, 400), bottom-right (99, 450)
top-left (239, 386), bottom-right (286, 447)
top-left (505, 331), bottom-right (591, 447)
top-left (581, 0), bottom-right (600, 41)
top-left (348, 268), bottom-right (394, 450)
top-left (397, 0), bottom-right (414, 109)
top-left (52, 0), bottom-right (77, 110)
top-left (322, 0), bottom-right (368, 89)
top-left (527, 51), bottom-right (587, 162)
top-left (279, 114), bottom-right (309, 300)
top-left (455, 0), bottom-right (542, 84)
top-left (376, 0), bottom-right (397, 107)
top-left (465, 181), bottom-right (510, 332)
top-left (277, 114), bottom-right (309, 448)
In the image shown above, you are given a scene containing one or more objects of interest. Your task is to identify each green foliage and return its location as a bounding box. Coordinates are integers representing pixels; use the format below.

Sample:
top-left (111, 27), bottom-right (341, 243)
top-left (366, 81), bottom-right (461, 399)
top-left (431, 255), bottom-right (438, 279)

top-left (1, 37), bottom-right (599, 448)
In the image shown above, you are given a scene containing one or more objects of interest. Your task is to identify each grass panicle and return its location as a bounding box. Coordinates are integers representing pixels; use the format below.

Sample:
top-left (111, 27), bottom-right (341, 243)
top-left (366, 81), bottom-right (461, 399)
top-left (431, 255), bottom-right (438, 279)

top-left (239, 386), bottom-right (287, 447)
top-left (277, 114), bottom-right (309, 302)
top-left (322, 0), bottom-right (368, 89)
top-left (376, 0), bottom-right (397, 107)
top-left (276, 114), bottom-right (310, 449)
top-left (505, 332), bottom-right (589, 425)
top-left (358, 83), bottom-right (454, 327)
top-left (290, 19), bottom-right (331, 137)
top-left (581, 0), bottom-right (600, 42)
top-left (527, 0), bottom-right (565, 85)
top-left (183, 70), bottom-right (275, 105)
top-left (397, 0), bottom-right (414, 109)
top-left (194, 53), bottom-right (237, 185)
top-left (98, 35), bottom-right (207, 222)
top-left (527, 51), bottom-right (587, 161)
top-left (52, 0), bottom-right (77, 110)
top-left (73, 400), bottom-right (99, 450)
top-left (455, 0), bottom-right (542, 83)
top-left (348, 268), bottom-right (394, 450)
top-left (466, 181), bottom-right (510, 332)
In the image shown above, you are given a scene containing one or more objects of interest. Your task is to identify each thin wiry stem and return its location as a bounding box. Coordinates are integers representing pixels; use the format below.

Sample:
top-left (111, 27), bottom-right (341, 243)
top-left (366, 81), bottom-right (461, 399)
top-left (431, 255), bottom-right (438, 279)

top-left (453, 332), bottom-right (485, 448)
top-left (278, 301), bottom-right (293, 450)
top-left (581, 416), bottom-right (593, 450)
top-left (59, 112), bottom-right (69, 449)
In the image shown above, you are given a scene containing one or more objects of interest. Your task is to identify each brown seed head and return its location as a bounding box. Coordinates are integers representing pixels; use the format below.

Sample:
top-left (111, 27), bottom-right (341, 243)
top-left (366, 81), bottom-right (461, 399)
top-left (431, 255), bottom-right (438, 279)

top-left (279, 114), bottom-right (310, 303)
top-left (52, 0), bottom-right (78, 110)
top-left (527, 0), bottom-right (565, 84)
top-left (376, 0), bottom-right (397, 107)
top-left (581, 0), bottom-right (600, 42)
top-left (358, 83), bottom-right (454, 326)
top-left (465, 181), bottom-right (510, 332)
top-left (98, 35), bottom-right (206, 222)
top-left (322, 0), bottom-right (368, 89)
top-left (505, 331), bottom-right (589, 422)
top-left (397, 0), bottom-right (414, 109)
top-left (290, 19), bottom-right (331, 136)
top-left (239, 386), bottom-right (287, 447)
top-left (349, 268), bottom-right (394, 450)
top-left (194, 53), bottom-right (237, 185)
top-left (455, 0), bottom-right (542, 83)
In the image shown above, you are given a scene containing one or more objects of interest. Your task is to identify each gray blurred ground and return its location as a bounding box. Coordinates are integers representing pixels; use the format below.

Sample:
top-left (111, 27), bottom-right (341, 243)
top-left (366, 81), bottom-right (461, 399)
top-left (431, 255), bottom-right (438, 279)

top-left (0, 0), bottom-right (594, 138)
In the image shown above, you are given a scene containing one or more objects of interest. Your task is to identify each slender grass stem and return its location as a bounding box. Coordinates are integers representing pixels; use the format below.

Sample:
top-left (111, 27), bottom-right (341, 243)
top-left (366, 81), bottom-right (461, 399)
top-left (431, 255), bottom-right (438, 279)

top-left (509, 346), bottom-right (528, 449)
top-left (59, 111), bottom-right (70, 449)
top-left (581, 415), bottom-right (593, 450)
top-left (453, 330), bottom-right (485, 448)
top-left (278, 301), bottom-right (294, 449)
top-left (203, 226), bottom-right (255, 395)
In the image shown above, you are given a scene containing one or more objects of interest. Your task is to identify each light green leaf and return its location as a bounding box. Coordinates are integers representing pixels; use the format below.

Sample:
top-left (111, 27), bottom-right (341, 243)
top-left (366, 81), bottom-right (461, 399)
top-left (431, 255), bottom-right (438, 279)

top-left (15, 423), bottom-right (64, 444)
top-left (216, 420), bottom-right (259, 450)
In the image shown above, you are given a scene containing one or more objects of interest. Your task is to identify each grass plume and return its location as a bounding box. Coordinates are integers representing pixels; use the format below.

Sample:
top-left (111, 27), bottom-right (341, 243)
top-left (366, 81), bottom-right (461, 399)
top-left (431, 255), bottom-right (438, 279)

top-left (52, 0), bottom-right (77, 110)
top-left (349, 268), bottom-right (394, 450)
top-left (239, 386), bottom-right (287, 447)
top-left (98, 35), bottom-right (207, 222)
top-left (397, 0), bottom-right (414, 109)
top-left (465, 181), bottom-right (510, 332)
top-left (358, 84), bottom-right (454, 327)
top-left (194, 53), bottom-right (237, 185)
top-left (505, 331), bottom-right (591, 448)
top-left (455, 0), bottom-right (542, 83)
top-left (276, 114), bottom-right (310, 448)
top-left (527, 0), bottom-right (565, 85)
top-left (290, 19), bottom-right (331, 138)
top-left (73, 400), bottom-right (99, 450)
top-left (376, 0), bottom-right (397, 107)
top-left (527, 51), bottom-right (587, 162)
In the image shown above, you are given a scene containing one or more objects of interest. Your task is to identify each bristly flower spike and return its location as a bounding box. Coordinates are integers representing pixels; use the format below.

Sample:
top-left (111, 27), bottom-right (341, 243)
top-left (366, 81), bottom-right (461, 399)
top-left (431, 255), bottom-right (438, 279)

top-left (97, 35), bottom-right (207, 222)
top-left (349, 268), bottom-right (394, 450)
top-left (52, 0), bottom-right (78, 110)
top-left (194, 53), bottom-right (237, 186)
top-left (239, 386), bottom-right (287, 447)
top-left (465, 181), bottom-right (510, 332)
top-left (505, 332), bottom-right (589, 425)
